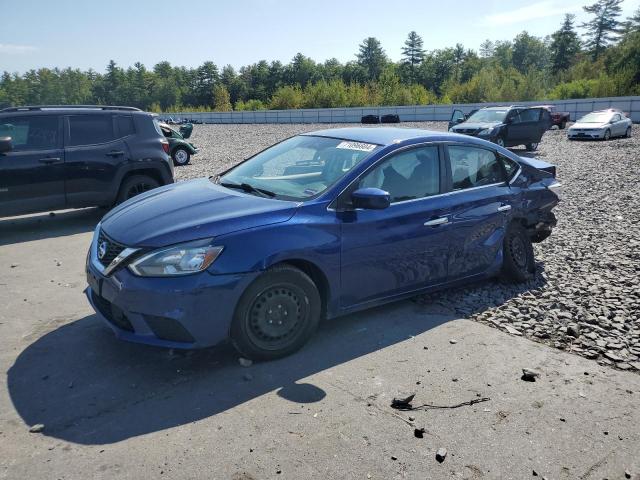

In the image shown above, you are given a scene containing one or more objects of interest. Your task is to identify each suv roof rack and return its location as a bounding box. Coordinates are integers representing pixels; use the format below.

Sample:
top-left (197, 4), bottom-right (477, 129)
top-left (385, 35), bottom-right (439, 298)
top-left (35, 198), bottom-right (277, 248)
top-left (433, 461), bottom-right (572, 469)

top-left (0, 105), bottom-right (142, 113)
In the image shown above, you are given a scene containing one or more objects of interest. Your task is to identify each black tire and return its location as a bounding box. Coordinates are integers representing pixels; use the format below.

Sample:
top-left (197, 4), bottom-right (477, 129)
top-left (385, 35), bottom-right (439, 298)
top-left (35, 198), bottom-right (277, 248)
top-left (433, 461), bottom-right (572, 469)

top-left (525, 142), bottom-right (539, 152)
top-left (603, 129), bottom-right (611, 141)
top-left (495, 136), bottom-right (505, 148)
top-left (230, 265), bottom-right (321, 360)
top-left (559, 120), bottom-right (567, 130)
top-left (116, 175), bottom-right (160, 204)
top-left (172, 147), bottom-right (190, 166)
top-left (501, 222), bottom-right (535, 283)
top-left (625, 127), bottom-right (632, 138)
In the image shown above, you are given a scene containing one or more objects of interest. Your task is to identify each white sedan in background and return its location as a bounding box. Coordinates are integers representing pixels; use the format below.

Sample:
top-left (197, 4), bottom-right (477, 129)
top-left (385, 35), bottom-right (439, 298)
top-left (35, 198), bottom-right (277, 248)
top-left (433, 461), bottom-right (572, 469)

top-left (567, 109), bottom-right (633, 140)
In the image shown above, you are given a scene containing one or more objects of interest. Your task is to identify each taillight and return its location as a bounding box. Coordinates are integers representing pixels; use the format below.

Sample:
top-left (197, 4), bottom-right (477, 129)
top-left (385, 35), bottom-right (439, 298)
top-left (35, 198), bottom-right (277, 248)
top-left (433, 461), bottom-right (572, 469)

top-left (161, 139), bottom-right (170, 154)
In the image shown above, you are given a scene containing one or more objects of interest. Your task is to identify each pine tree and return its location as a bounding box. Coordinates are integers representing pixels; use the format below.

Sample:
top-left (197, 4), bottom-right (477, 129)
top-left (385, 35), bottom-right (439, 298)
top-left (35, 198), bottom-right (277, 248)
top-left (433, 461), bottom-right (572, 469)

top-left (401, 31), bottom-right (425, 81)
top-left (622, 6), bottom-right (640, 33)
top-left (357, 37), bottom-right (387, 82)
top-left (479, 40), bottom-right (495, 58)
top-left (550, 14), bottom-right (582, 73)
top-left (581, 0), bottom-right (624, 59)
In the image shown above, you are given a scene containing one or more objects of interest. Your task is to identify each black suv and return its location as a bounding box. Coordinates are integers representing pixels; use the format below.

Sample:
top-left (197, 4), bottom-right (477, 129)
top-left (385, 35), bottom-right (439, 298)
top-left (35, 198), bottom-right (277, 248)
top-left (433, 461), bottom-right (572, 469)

top-left (449, 105), bottom-right (551, 151)
top-left (0, 105), bottom-right (174, 217)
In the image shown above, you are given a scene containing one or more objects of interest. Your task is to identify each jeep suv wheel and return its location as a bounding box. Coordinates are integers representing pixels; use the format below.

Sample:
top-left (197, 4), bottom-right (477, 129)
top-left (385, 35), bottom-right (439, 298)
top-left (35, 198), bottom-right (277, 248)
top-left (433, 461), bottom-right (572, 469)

top-left (116, 175), bottom-right (160, 204)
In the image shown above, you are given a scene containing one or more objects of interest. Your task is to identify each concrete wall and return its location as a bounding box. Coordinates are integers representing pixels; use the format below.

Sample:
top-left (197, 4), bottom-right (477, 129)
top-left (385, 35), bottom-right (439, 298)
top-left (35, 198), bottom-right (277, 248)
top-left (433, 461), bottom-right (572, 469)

top-left (166, 96), bottom-right (640, 124)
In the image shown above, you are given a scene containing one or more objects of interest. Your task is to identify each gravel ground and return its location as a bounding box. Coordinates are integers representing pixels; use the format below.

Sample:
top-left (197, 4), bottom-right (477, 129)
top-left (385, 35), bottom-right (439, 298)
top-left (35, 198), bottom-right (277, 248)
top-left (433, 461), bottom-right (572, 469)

top-left (176, 122), bottom-right (640, 372)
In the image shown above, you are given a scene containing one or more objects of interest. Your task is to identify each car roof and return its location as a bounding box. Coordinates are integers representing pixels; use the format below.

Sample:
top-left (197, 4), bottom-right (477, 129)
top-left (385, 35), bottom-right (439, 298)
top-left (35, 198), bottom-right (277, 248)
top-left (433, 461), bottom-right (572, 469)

top-left (0, 105), bottom-right (146, 116)
top-left (302, 127), bottom-right (487, 147)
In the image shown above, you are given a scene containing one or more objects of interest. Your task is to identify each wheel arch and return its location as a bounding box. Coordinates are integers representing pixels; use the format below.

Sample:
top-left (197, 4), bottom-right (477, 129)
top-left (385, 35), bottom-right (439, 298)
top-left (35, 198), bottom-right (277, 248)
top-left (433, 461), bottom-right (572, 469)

top-left (271, 259), bottom-right (332, 320)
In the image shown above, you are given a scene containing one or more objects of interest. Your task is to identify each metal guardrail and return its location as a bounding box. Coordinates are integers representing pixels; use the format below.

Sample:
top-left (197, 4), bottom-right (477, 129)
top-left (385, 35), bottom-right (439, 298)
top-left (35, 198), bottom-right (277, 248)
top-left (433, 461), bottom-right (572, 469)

top-left (166, 96), bottom-right (640, 124)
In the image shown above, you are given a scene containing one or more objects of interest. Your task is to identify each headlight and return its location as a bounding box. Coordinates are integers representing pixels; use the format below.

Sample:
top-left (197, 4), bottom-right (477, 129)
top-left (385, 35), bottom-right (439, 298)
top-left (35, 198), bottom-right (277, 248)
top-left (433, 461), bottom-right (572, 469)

top-left (128, 239), bottom-right (223, 277)
top-left (479, 128), bottom-right (494, 136)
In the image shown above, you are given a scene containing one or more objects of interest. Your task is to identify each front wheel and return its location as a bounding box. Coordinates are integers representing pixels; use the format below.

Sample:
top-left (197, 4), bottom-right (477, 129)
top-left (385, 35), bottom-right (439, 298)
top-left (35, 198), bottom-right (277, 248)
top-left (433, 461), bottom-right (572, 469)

top-left (116, 175), bottom-right (160, 204)
top-left (501, 223), bottom-right (535, 283)
top-left (172, 147), bottom-right (190, 166)
top-left (625, 127), bottom-right (632, 138)
top-left (603, 129), bottom-right (611, 141)
top-left (525, 142), bottom-right (539, 152)
top-left (495, 137), bottom-right (505, 148)
top-left (231, 265), bottom-right (321, 360)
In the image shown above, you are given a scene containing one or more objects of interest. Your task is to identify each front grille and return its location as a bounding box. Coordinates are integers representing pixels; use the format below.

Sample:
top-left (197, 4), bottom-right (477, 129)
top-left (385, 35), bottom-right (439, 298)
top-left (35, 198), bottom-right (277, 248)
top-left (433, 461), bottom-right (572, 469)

top-left (97, 229), bottom-right (126, 267)
top-left (458, 128), bottom-right (479, 135)
top-left (91, 291), bottom-right (134, 332)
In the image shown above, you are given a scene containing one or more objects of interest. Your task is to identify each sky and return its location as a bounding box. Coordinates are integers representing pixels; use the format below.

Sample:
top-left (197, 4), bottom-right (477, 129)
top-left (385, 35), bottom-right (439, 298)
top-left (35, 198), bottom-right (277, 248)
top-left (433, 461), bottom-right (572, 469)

top-left (1, 0), bottom-right (639, 73)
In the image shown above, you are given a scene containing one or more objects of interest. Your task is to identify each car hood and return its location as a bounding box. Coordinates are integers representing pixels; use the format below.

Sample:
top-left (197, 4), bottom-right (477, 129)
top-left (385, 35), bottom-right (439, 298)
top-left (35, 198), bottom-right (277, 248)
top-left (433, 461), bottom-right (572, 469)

top-left (451, 121), bottom-right (502, 131)
top-left (101, 178), bottom-right (299, 247)
top-left (570, 121), bottom-right (606, 129)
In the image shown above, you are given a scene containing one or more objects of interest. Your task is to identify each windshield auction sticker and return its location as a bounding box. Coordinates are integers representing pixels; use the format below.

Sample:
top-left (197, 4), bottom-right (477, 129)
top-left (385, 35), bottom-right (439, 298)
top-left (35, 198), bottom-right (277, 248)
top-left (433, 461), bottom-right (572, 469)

top-left (336, 141), bottom-right (377, 152)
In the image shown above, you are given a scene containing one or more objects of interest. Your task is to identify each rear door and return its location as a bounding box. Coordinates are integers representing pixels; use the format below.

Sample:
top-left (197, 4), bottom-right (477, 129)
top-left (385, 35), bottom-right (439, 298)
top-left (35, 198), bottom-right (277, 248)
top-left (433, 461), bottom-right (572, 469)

top-left (444, 144), bottom-right (516, 279)
top-left (611, 113), bottom-right (625, 136)
top-left (0, 114), bottom-right (65, 216)
top-left (64, 114), bottom-right (132, 208)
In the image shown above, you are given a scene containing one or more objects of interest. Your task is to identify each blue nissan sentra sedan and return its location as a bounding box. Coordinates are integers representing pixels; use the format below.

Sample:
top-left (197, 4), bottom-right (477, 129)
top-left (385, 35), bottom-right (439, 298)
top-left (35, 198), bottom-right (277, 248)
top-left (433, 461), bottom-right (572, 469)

top-left (86, 127), bottom-right (561, 360)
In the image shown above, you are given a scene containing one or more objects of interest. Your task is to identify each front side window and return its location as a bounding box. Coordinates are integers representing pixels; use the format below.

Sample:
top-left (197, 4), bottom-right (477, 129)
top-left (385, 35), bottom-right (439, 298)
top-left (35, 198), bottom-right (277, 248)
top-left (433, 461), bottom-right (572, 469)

top-left (448, 146), bottom-right (505, 190)
top-left (358, 146), bottom-right (440, 203)
top-left (0, 116), bottom-right (59, 151)
top-left (68, 115), bottom-right (114, 146)
top-left (219, 135), bottom-right (378, 200)
top-left (520, 109), bottom-right (541, 122)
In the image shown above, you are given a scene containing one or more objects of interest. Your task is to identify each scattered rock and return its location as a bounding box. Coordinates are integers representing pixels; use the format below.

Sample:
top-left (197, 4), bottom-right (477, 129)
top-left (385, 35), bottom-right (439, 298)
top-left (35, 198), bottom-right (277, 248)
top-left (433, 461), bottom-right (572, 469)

top-left (521, 368), bottom-right (541, 382)
top-left (414, 427), bottom-right (425, 438)
top-left (391, 393), bottom-right (415, 409)
top-left (449, 339), bottom-right (457, 344)
top-left (391, 455), bottom-right (397, 461)
top-left (10, 263), bottom-right (19, 268)
top-left (29, 424), bottom-right (45, 433)
top-left (238, 358), bottom-right (253, 367)
top-left (435, 448), bottom-right (447, 463)
top-left (566, 324), bottom-right (581, 338)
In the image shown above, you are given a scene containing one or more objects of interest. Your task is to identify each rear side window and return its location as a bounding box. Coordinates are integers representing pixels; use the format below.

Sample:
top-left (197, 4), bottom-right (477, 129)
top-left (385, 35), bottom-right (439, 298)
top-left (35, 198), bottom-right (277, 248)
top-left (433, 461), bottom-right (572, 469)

top-left (448, 146), bottom-right (505, 190)
top-left (68, 115), bottom-right (114, 146)
top-left (0, 115), bottom-right (59, 151)
top-left (115, 115), bottom-right (135, 137)
top-left (359, 146), bottom-right (440, 203)
top-left (500, 156), bottom-right (520, 181)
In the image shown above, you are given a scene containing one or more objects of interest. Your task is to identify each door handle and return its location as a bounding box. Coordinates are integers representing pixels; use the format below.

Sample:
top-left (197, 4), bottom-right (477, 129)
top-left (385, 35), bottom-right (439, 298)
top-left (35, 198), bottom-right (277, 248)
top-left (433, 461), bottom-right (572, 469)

top-left (424, 217), bottom-right (449, 227)
top-left (38, 157), bottom-right (62, 164)
top-left (106, 150), bottom-right (125, 157)
top-left (497, 204), bottom-right (512, 212)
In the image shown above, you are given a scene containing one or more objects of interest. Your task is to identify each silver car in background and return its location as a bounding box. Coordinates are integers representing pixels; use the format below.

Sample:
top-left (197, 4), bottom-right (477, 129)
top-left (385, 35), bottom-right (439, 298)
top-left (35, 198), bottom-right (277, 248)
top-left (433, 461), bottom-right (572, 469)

top-left (568, 109), bottom-right (632, 140)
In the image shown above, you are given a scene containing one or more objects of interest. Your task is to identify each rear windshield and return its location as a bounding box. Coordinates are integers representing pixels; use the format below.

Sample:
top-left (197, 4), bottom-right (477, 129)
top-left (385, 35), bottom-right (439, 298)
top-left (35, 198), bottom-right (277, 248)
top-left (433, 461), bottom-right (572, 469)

top-left (467, 109), bottom-right (508, 123)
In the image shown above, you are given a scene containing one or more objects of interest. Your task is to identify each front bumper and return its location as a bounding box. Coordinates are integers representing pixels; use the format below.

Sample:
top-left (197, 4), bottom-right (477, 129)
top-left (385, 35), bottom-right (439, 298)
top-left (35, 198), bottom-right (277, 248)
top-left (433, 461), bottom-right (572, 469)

top-left (567, 129), bottom-right (605, 139)
top-left (85, 231), bottom-right (258, 349)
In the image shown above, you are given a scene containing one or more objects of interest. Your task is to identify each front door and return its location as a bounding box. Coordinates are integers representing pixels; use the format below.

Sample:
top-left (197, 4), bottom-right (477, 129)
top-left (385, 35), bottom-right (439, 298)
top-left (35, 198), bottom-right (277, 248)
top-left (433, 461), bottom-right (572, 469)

top-left (507, 108), bottom-right (544, 146)
top-left (445, 144), bottom-right (515, 279)
top-left (339, 145), bottom-right (451, 308)
top-left (0, 115), bottom-right (65, 217)
top-left (449, 109), bottom-right (466, 129)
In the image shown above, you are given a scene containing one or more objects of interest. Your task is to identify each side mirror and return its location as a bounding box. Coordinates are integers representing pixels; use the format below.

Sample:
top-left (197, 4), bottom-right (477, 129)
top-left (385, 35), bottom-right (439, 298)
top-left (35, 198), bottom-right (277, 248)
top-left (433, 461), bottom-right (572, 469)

top-left (455, 118), bottom-right (465, 124)
top-left (351, 187), bottom-right (391, 210)
top-left (0, 137), bottom-right (12, 154)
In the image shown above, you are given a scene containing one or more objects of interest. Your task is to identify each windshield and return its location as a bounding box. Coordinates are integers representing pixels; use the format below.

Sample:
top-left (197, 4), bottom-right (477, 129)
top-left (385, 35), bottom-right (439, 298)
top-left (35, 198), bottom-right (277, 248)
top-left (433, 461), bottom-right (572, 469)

top-left (219, 135), bottom-right (378, 201)
top-left (578, 112), bottom-right (612, 123)
top-left (466, 109), bottom-right (508, 123)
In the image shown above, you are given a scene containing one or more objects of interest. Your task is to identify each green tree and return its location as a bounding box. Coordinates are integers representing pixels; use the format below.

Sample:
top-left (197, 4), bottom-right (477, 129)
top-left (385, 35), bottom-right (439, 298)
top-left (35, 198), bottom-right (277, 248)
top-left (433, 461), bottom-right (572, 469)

top-left (512, 31), bottom-right (549, 73)
top-left (212, 84), bottom-right (232, 111)
top-left (550, 14), bottom-right (582, 73)
top-left (401, 31), bottom-right (425, 82)
top-left (581, 0), bottom-right (624, 59)
top-left (622, 6), bottom-right (640, 33)
top-left (357, 37), bottom-right (387, 81)
top-left (479, 40), bottom-right (495, 58)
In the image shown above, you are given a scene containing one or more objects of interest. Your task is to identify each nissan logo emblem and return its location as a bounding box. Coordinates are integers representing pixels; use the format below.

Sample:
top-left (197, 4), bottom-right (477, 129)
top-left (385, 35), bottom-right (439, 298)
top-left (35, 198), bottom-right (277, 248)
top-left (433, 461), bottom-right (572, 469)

top-left (98, 241), bottom-right (108, 260)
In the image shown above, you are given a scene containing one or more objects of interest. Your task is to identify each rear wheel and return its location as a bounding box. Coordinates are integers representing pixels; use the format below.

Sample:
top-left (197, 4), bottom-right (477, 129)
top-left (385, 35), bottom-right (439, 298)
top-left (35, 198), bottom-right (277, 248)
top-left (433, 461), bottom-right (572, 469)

top-left (495, 137), bottom-right (505, 148)
top-left (501, 222), bottom-right (535, 283)
top-left (525, 142), bottom-right (539, 152)
top-left (172, 147), bottom-right (190, 166)
top-left (559, 120), bottom-right (567, 130)
top-left (231, 265), bottom-right (321, 360)
top-left (116, 175), bottom-right (160, 204)
top-left (603, 129), bottom-right (611, 141)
